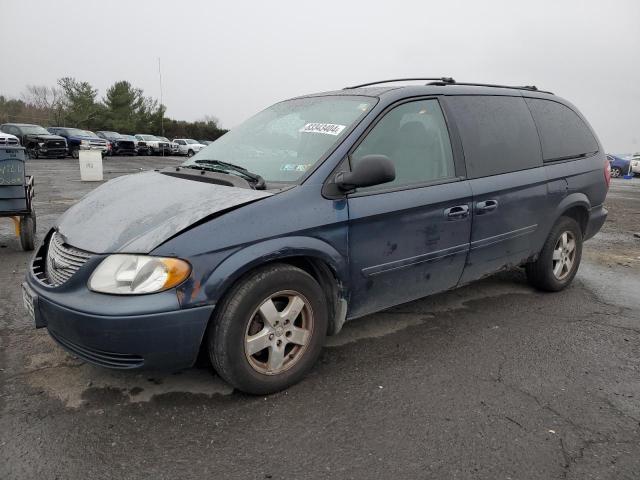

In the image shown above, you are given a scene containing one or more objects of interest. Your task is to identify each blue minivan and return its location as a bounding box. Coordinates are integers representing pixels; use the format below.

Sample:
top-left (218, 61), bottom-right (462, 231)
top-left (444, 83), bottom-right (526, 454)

top-left (23, 78), bottom-right (609, 394)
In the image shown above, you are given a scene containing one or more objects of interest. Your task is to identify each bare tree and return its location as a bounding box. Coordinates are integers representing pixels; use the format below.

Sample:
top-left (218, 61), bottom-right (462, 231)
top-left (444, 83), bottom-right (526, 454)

top-left (21, 85), bottom-right (64, 110)
top-left (199, 114), bottom-right (220, 127)
top-left (20, 85), bottom-right (67, 125)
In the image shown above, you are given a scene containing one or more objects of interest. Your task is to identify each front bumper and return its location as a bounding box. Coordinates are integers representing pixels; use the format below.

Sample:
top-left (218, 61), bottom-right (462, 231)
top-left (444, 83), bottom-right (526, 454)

top-left (584, 204), bottom-right (608, 241)
top-left (150, 146), bottom-right (173, 154)
top-left (26, 277), bottom-right (214, 370)
top-left (38, 147), bottom-right (67, 157)
top-left (80, 145), bottom-right (108, 153)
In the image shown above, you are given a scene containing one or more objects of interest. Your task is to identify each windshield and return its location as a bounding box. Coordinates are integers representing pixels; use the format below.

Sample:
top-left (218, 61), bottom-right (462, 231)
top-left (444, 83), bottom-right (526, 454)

top-left (64, 128), bottom-right (90, 137)
top-left (102, 131), bottom-right (122, 139)
top-left (157, 136), bottom-right (169, 142)
top-left (122, 135), bottom-right (136, 140)
top-left (183, 96), bottom-right (375, 182)
top-left (141, 135), bottom-right (159, 141)
top-left (83, 130), bottom-right (99, 138)
top-left (21, 125), bottom-right (50, 135)
top-left (185, 139), bottom-right (199, 144)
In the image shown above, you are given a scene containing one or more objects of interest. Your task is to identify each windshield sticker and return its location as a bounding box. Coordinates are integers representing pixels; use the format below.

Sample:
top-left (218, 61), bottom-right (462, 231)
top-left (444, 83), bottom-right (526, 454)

top-left (299, 123), bottom-right (346, 136)
top-left (281, 163), bottom-right (311, 172)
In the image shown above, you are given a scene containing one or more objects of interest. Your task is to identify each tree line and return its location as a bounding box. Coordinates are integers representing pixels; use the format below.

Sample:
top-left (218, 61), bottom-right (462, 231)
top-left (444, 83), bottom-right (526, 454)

top-left (0, 78), bottom-right (227, 141)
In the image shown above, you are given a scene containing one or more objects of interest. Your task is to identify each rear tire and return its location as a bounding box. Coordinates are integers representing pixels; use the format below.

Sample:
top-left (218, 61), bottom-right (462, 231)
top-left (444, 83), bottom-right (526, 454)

top-left (526, 216), bottom-right (582, 291)
top-left (208, 263), bottom-right (328, 395)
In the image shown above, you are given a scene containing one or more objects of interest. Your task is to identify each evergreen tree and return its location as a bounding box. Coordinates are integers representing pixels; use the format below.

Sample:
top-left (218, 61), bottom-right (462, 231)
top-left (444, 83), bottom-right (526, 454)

top-left (57, 77), bottom-right (101, 128)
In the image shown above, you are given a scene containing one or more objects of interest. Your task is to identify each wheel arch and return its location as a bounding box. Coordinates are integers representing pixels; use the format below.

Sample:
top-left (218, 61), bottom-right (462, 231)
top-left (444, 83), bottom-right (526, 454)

top-left (554, 193), bottom-right (591, 237)
top-left (202, 236), bottom-right (350, 338)
top-left (532, 193), bottom-right (591, 261)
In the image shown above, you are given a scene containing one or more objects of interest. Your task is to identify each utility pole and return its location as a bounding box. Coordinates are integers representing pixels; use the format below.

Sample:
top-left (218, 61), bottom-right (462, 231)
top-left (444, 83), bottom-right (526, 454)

top-left (158, 57), bottom-right (164, 138)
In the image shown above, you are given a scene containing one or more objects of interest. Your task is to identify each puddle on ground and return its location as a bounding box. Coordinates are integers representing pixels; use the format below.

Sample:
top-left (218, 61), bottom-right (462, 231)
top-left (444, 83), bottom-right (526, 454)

top-left (328, 274), bottom-right (533, 347)
top-left (25, 349), bottom-right (232, 408)
top-left (578, 261), bottom-right (640, 311)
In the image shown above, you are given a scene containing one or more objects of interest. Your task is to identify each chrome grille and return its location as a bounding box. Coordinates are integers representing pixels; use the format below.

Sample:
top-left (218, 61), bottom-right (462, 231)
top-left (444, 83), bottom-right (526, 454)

top-left (45, 232), bottom-right (92, 286)
top-left (0, 137), bottom-right (19, 145)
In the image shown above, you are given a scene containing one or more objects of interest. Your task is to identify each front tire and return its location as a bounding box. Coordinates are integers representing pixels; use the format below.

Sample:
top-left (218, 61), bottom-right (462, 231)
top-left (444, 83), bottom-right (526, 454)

top-left (208, 264), bottom-right (328, 394)
top-left (526, 216), bottom-right (582, 291)
top-left (187, 149), bottom-right (195, 157)
top-left (611, 166), bottom-right (622, 178)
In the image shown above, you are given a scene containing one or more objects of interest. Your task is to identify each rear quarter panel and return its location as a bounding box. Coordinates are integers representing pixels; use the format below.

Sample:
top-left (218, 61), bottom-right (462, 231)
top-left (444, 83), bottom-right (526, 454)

top-left (538, 153), bottom-right (608, 246)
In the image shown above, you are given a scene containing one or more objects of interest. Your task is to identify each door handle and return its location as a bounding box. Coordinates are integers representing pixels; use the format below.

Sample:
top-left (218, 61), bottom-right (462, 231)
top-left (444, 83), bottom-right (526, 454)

top-left (476, 199), bottom-right (498, 214)
top-left (444, 204), bottom-right (469, 219)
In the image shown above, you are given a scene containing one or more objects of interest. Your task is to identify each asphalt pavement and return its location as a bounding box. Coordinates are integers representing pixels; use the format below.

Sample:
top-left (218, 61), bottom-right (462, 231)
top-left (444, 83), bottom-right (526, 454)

top-left (1, 156), bottom-right (639, 479)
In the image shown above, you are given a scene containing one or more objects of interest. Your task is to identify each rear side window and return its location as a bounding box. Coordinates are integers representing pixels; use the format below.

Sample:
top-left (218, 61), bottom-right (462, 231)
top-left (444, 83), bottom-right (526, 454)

top-left (524, 98), bottom-right (598, 161)
top-left (446, 95), bottom-right (542, 178)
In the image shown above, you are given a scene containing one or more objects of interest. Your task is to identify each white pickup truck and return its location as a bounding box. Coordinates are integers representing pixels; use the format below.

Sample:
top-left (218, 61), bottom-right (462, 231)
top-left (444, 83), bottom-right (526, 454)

top-left (172, 138), bottom-right (207, 157)
top-left (630, 154), bottom-right (640, 176)
top-left (0, 132), bottom-right (20, 146)
top-left (134, 134), bottom-right (172, 155)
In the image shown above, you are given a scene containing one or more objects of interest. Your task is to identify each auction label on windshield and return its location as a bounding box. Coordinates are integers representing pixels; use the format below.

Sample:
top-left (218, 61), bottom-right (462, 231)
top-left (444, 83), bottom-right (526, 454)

top-left (300, 123), bottom-right (346, 136)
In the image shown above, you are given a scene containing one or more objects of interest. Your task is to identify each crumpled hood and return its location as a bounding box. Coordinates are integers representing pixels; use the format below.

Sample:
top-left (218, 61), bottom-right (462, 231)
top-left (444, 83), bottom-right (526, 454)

top-left (56, 171), bottom-right (272, 253)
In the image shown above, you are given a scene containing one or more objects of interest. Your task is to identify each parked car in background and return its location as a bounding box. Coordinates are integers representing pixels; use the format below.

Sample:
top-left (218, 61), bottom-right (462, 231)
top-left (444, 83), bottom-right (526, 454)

top-left (47, 127), bottom-right (108, 158)
top-left (96, 131), bottom-right (137, 156)
top-left (173, 138), bottom-right (207, 157)
top-left (157, 136), bottom-right (179, 155)
top-left (135, 134), bottom-right (172, 155)
top-left (0, 123), bottom-right (67, 158)
top-left (631, 153), bottom-right (640, 176)
top-left (606, 154), bottom-right (631, 177)
top-left (0, 131), bottom-right (20, 145)
top-left (198, 140), bottom-right (213, 145)
top-left (23, 80), bottom-right (609, 394)
top-left (122, 134), bottom-right (149, 155)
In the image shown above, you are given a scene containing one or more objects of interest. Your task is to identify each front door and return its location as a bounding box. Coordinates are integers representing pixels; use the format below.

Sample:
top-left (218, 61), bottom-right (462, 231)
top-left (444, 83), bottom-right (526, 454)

top-left (346, 98), bottom-right (472, 318)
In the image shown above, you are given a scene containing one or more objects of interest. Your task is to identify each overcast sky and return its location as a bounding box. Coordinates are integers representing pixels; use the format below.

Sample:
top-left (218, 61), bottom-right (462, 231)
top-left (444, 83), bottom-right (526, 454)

top-left (2, 0), bottom-right (639, 152)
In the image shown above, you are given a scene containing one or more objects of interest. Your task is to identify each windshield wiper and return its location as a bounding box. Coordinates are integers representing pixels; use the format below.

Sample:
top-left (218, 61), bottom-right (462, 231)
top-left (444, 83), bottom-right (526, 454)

top-left (191, 159), bottom-right (266, 189)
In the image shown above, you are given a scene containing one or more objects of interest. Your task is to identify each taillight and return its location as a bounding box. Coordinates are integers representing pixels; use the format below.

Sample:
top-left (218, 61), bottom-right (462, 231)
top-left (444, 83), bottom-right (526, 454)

top-left (604, 159), bottom-right (611, 187)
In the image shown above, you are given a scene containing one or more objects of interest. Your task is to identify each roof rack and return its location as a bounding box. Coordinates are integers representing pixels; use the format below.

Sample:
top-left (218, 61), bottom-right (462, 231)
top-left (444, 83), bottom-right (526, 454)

top-left (344, 77), bottom-right (553, 95)
top-left (427, 80), bottom-right (554, 95)
top-left (343, 77), bottom-right (455, 89)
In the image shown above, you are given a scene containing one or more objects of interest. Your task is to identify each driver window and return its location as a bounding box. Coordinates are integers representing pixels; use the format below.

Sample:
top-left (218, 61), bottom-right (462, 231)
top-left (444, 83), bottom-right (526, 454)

top-left (351, 99), bottom-right (455, 192)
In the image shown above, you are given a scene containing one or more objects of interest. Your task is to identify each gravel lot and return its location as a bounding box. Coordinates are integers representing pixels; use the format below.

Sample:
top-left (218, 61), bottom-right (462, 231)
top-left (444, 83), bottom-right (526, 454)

top-left (1, 156), bottom-right (639, 479)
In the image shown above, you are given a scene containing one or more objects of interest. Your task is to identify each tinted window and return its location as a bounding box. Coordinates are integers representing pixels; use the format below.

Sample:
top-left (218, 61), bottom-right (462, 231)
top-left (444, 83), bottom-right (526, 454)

top-left (351, 99), bottom-right (455, 192)
top-left (446, 95), bottom-right (542, 178)
top-left (525, 98), bottom-right (598, 161)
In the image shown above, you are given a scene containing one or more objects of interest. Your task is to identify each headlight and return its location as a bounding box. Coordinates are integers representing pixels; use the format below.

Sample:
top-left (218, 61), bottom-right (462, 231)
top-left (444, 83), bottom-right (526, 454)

top-left (38, 142), bottom-right (45, 147)
top-left (80, 140), bottom-right (89, 146)
top-left (88, 255), bottom-right (191, 294)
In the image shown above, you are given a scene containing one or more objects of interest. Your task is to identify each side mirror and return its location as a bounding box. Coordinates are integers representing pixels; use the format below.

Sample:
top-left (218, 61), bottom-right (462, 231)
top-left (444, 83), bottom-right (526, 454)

top-left (335, 155), bottom-right (395, 191)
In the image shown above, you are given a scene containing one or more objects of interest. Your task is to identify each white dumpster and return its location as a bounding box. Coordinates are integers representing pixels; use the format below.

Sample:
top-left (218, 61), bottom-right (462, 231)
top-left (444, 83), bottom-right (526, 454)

top-left (79, 150), bottom-right (103, 181)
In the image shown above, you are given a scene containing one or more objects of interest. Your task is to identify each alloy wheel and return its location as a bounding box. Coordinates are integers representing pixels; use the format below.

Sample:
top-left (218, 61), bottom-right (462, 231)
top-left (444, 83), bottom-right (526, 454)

top-left (244, 290), bottom-right (314, 375)
top-left (552, 231), bottom-right (577, 280)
